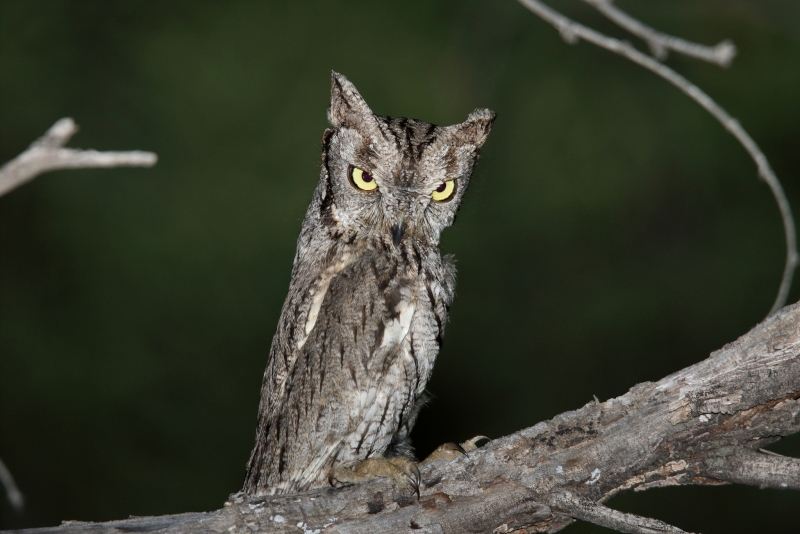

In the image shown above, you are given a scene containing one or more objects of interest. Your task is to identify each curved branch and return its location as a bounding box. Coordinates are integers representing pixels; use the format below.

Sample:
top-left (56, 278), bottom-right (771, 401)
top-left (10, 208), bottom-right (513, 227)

top-left (0, 118), bottom-right (157, 198)
top-left (17, 302), bottom-right (800, 533)
top-left (516, 0), bottom-right (798, 317)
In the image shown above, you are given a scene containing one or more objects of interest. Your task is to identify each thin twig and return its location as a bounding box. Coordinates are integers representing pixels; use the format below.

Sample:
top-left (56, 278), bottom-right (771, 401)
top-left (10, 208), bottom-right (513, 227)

top-left (0, 455), bottom-right (24, 512)
top-left (759, 447), bottom-right (791, 458)
top-left (551, 491), bottom-right (693, 534)
top-left (517, 0), bottom-right (798, 316)
top-left (701, 448), bottom-right (800, 490)
top-left (0, 118), bottom-right (157, 198)
top-left (582, 0), bottom-right (737, 66)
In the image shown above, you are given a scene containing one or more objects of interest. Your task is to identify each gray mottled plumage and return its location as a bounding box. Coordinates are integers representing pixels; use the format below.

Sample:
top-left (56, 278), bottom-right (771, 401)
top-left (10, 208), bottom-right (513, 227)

top-left (243, 72), bottom-right (495, 495)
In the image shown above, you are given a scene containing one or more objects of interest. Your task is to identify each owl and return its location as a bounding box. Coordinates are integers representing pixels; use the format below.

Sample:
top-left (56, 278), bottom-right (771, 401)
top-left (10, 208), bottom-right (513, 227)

top-left (243, 72), bottom-right (495, 496)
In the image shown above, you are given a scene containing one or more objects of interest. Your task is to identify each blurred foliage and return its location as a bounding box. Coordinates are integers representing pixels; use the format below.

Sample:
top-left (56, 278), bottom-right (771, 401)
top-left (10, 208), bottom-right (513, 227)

top-left (1, 0), bottom-right (799, 531)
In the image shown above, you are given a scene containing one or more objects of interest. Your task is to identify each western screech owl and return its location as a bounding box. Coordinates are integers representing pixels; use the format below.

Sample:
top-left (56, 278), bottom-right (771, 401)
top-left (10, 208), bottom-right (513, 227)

top-left (243, 72), bottom-right (495, 495)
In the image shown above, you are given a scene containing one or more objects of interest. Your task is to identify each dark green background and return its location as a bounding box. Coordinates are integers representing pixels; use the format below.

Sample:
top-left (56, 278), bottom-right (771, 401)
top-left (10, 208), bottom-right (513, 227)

top-left (1, 1), bottom-right (799, 532)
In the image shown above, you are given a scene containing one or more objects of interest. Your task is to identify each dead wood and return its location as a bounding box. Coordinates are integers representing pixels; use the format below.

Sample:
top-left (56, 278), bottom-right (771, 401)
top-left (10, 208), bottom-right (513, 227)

top-left (11, 301), bottom-right (800, 534)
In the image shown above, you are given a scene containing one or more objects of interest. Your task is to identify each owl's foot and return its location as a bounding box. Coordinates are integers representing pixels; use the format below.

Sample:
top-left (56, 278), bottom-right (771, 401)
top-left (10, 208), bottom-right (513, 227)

top-left (329, 456), bottom-right (421, 496)
top-left (419, 435), bottom-right (490, 466)
top-left (327, 437), bottom-right (489, 495)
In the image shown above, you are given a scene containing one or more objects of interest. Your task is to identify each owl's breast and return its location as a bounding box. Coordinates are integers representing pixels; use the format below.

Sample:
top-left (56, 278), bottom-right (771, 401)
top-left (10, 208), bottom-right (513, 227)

top-left (267, 245), bottom-right (453, 399)
top-left (297, 248), bottom-right (449, 395)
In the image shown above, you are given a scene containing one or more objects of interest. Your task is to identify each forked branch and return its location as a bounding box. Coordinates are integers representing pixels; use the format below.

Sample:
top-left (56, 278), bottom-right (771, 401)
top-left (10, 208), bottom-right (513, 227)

top-left (517, 0), bottom-right (797, 317)
top-left (0, 118), bottom-right (157, 198)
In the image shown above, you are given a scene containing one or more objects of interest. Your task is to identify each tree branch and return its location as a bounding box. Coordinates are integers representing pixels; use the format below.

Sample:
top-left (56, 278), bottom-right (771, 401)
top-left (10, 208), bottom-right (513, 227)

top-left (0, 118), bottom-right (157, 514)
top-left (0, 118), bottom-right (157, 198)
top-left (700, 448), bottom-right (800, 490)
top-left (14, 301), bottom-right (800, 534)
top-left (550, 491), bottom-right (692, 534)
top-left (582, 0), bottom-right (736, 66)
top-left (4, 10), bottom-right (797, 531)
top-left (516, 0), bottom-right (798, 317)
top-left (0, 456), bottom-right (24, 512)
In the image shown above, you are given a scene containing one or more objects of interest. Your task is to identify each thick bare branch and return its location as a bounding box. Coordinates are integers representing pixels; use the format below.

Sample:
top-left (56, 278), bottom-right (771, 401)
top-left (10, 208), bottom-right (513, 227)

top-left (0, 118), bottom-right (157, 198)
top-left (15, 301), bottom-right (800, 534)
top-left (516, 0), bottom-right (798, 316)
top-left (582, 0), bottom-right (736, 66)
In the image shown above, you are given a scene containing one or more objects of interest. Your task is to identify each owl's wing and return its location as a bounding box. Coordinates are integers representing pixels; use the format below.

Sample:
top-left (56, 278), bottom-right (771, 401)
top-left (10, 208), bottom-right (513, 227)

top-left (259, 251), bottom-right (359, 422)
top-left (258, 250), bottom-right (438, 492)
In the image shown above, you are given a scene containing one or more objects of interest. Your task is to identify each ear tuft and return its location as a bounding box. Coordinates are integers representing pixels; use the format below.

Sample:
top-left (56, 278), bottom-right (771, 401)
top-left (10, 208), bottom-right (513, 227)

top-left (457, 108), bottom-right (496, 149)
top-left (329, 71), bottom-right (375, 129)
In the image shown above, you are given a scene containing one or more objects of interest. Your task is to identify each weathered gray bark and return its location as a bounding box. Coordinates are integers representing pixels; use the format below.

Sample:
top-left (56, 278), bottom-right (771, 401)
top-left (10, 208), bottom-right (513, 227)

top-left (9, 302), bottom-right (800, 534)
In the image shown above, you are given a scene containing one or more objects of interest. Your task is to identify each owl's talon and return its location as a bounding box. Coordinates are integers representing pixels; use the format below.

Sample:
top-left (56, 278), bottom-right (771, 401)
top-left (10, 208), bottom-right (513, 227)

top-left (328, 456), bottom-right (420, 496)
top-left (460, 435), bottom-right (490, 452)
top-left (419, 442), bottom-right (465, 466)
top-left (419, 436), bottom-right (491, 466)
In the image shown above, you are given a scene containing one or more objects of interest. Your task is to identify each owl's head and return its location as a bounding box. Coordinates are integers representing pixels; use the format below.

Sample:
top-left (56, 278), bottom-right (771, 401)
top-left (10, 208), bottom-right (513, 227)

top-left (314, 72), bottom-right (495, 250)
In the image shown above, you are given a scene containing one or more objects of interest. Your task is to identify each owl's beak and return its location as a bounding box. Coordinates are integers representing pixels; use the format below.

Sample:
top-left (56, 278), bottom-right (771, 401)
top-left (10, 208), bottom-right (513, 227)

top-left (391, 221), bottom-right (406, 247)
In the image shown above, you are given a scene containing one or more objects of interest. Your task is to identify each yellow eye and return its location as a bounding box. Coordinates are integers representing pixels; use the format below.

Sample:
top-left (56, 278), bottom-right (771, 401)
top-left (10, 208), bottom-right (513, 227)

top-left (350, 166), bottom-right (377, 191)
top-left (431, 180), bottom-right (456, 202)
